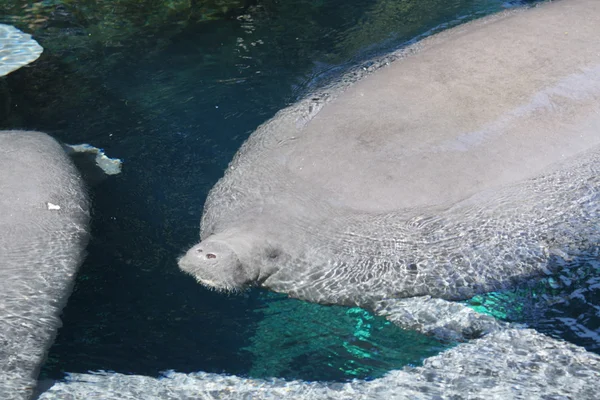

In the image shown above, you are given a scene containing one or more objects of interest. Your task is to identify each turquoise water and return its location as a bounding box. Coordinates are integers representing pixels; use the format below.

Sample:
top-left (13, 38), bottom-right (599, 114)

top-left (465, 253), bottom-right (600, 353)
top-left (2, 0), bottom-right (581, 383)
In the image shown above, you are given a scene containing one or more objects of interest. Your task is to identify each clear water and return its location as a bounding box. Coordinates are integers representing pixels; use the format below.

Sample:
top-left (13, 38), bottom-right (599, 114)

top-left (0, 0), bottom-right (559, 383)
top-left (465, 253), bottom-right (600, 353)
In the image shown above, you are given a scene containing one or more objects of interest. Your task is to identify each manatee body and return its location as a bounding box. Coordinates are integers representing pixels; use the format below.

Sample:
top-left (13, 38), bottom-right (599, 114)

top-left (180, 0), bottom-right (600, 307)
top-left (0, 131), bottom-right (90, 400)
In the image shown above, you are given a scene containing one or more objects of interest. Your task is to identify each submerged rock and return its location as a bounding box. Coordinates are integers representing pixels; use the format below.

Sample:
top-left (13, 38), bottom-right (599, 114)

top-left (36, 322), bottom-right (600, 399)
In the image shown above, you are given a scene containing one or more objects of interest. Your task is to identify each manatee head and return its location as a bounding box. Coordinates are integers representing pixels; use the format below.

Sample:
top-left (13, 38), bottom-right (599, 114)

top-left (178, 230), bottom-right (279, 292)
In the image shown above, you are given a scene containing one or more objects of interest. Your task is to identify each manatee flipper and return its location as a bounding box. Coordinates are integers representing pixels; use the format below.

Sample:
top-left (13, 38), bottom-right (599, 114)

top-left (62, 143), bottom-right (122, 186)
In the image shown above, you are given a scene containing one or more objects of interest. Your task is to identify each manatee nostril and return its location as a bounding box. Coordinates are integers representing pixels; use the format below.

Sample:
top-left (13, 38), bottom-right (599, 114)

top-left (206, 253), bottom-right (217, 259)
top-left (196, 248), bottom-right (203, 253)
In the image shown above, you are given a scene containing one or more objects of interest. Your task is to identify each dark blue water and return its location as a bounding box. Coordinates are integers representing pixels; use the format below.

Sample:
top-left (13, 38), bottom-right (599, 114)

top-left (3, 0), bottom-right (588, 384)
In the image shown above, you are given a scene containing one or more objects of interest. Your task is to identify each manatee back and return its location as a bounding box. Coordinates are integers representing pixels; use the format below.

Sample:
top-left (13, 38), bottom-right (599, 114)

top-left (0, 131), bottom-right (90, 400)
top-left (211, 0), bottom-right (600, 216)
top-left (285, 0), bottom-right (600, 212)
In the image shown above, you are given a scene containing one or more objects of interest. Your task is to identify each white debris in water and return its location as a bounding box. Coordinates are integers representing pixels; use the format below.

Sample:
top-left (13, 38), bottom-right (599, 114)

top-left (0, 24), bottom-right (43, 77)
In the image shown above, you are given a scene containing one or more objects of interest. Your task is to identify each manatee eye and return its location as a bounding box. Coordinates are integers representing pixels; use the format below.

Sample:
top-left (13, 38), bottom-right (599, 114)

top-left (267, 249), bottom-right (281, 260)
top-left (196, 248), bottom-right (203, 253)
top-left (206, 253), bottom-right (217, 259)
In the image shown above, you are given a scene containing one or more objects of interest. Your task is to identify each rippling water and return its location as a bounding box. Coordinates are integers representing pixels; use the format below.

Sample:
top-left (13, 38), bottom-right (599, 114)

top-left (466, 253), bottom-right (600, 353)
top-left (0, 0), bottom-right (567, 383)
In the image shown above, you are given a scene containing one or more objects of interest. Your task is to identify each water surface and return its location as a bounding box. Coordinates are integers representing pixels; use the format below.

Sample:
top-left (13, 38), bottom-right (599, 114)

top-left (2, 0), bottom-right (579, 383)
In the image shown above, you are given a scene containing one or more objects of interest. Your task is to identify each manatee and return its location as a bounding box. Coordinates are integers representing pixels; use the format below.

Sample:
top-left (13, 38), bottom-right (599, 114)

top-left (179, 0), bottom-right (600, 307)
top-left (0, 28), bottom-right (115, 399)
top-left (0, 131), bottom-right (90, 400)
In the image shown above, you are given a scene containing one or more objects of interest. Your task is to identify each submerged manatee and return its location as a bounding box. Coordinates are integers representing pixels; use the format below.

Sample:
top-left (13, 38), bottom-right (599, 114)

top-left (180, 0), bottom-right (600, 307)
top-left (0, 131), bottom-right (90, 400)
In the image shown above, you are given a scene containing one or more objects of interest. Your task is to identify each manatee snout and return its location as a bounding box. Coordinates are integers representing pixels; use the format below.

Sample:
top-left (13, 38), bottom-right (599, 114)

top-left (178, 238), bottom-right (255, 292)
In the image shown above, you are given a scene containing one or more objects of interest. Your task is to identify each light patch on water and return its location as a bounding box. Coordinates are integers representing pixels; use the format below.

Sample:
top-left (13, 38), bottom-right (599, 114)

top-left (0, 23), bottom-right (43, 76)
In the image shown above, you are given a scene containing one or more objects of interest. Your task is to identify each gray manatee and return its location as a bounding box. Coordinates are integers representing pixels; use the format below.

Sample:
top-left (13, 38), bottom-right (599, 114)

top-left (179, 0), bottom-right (600, 307)
top-left (0, 131), bottom-right (90, 400)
